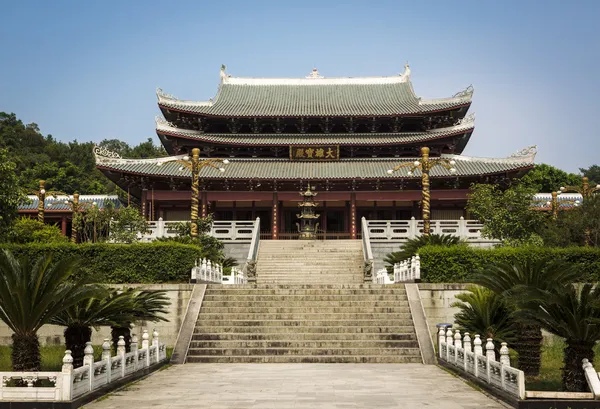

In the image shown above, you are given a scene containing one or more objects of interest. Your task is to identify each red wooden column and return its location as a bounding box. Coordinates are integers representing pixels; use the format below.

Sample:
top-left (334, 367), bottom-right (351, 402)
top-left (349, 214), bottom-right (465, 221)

top-left (141, 189), bottom-right (148, 220)
top-left (350, 193), bottom-right (357, 239)
top-left (272, 192), bottom-right (279, 240)
top-left (61, 216), bottom-right (68, 236)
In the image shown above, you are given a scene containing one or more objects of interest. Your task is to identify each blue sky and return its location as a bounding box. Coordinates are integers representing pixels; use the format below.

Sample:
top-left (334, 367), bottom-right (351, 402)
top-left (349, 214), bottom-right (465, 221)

top-left (1, 0), bottom-right (599, 173)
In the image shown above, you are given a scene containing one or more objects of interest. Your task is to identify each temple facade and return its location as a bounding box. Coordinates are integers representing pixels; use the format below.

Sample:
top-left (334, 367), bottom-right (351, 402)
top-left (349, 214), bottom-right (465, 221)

top-left (94, 65), bottom-right (536, 239)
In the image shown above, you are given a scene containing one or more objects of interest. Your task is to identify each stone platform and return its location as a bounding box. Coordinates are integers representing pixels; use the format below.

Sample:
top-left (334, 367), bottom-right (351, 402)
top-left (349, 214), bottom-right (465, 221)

top-left (84, 363), bottom-right (509, 408)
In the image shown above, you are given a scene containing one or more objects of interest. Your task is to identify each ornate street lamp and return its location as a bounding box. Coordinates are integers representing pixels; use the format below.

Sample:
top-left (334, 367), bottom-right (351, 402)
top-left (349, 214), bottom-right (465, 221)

top-left (60, 193), bottom-right (97, 243)
top-left (546, 191), bottom-right (580, 220)
top-left (558, 176), bottom-right (599, 245)
top-left (157, 148), bottom-right (229, 238)
top-left (387, 146), bottom-right (457, 237)
top-left (29, 180), bottom-right (64, 223)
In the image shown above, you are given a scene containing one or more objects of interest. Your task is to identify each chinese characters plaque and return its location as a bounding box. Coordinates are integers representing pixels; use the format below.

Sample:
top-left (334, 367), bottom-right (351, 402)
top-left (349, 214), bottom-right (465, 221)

top-left (289, 146), bottom-right (339, 161)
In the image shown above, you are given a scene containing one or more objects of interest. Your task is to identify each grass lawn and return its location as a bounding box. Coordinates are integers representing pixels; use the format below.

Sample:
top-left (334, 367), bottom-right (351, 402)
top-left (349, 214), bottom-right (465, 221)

top-left (525, 336), bottom-right (600, 391)
top-left (0, 345), bottom-right (173, 371)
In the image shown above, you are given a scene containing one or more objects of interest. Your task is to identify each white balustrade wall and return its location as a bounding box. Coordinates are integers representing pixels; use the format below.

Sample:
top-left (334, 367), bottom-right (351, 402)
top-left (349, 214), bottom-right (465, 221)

top-left (0, 330), bottom-right (168, 402)
top-left (393, 255), bottom-right (421, 283)
top-left (365, 217), bottom-right (487, 242)
top-left (374, 268), bottom-right (394, 284)
top-left (222, 266), bottom-right (248, 285)
top-left (437, 325), bottom-right (525, 400)
top-left (139, 219), bottom-right (257, 242)
top-left (191, 259), bottom-right (223, 284)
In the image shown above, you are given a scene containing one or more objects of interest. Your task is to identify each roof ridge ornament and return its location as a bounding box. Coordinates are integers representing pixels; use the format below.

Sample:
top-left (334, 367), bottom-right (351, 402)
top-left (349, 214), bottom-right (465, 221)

top-left (306, 68), bottom-right (323, 79)
top-left (220, 64), bottom-right (228, 82)
top-left (156, 87), bottom-right (177, 101)
top-left (93, 145), bottom-right (121, 160)
top-left (155, 116), bottom-right (176, 128)
top-left (402, 62), bottom-right (411, 79)
top-left (510, 145), bottom-right (537, 159)
top-left (454, 113), bottom-right (475, 127)
top-left (453, 85), bottom-right (474, 99)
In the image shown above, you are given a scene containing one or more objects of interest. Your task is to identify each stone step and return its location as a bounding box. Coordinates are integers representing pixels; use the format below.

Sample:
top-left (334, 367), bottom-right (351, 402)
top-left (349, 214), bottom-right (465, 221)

top-left (186, 355), bottom-right (422, 363)
top-left (202, 295), bottom-right (408, 301)
top-left (206, 284), bottom-right (398, 288)
top-left (187, 347), bottom-right (421, 356)
top-left (203, 290), bottom-right (405, 296)
top-left (191, 332), bottom-right (416, 341)
top-left (193, 325), bottom-right (417, 334)
top-left (197, 313), bottom-right (412, 320)
top-left (199, 306), bottom-right (410, 313)
top-left (195, 319), bottom-right (415, 327)
top-left (201, 300), bottom-right (409, 307)
top-left (189, 340), bottom-right (419, 349)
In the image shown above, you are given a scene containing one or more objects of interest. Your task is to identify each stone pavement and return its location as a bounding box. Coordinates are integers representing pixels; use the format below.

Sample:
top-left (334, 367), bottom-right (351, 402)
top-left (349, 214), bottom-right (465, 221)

top-left (83, 364), bottom-right (509, 409)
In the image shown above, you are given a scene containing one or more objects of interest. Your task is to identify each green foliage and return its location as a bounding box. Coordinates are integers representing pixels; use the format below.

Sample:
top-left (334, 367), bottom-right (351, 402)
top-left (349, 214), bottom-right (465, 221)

top-left (8, 218), bottom-right (68, 244)
top-left (0, 112), bottom-right (165, 196)
top-left (384, 234), bottom-right (464, 270)
top-left (521, 163), bottom-right (581, 193)
top-left (418, 246), bottom-right (600, 283)
top-left (580, 164), bottom-right (600, 185)
top-left (0, 148), bottom-right (25, 239)
top-left (72, 203), bottom-right (148, 244)
top-left (538, 195), bottom-right (600, 247)
top-left (452, 286), bottom-right (516, 342)
top-left (0, 250), bottom-right (100, 370)
top-left (467, 183), bottom-right (545, 245)
top-left (0, 242), bottom-right (213, 283)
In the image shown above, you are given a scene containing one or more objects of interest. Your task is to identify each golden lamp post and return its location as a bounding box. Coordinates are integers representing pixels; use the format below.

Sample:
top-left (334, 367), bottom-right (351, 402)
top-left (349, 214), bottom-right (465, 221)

top-left (546, 191), bottom-right (580, 220)
top-left (30, 180), bottom-right (64, 223)
top-left (157, 148), bottom-right (229, 238)
top-left (387, 146), bottom-right (457, 236)
top-left (557, 176), bottom-right (600, 245)
top-left (60, 193), bottom-right (97, 243)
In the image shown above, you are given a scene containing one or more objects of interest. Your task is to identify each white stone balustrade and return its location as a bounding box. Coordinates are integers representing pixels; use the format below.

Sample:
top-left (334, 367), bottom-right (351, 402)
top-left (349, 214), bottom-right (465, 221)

top-left (437, 324), bottom-right (524, 400)
top-left (222, 266), bottom-right (248, 285)
top-left (393, 255), bottom-right (420, 283)
top-left (583, 359), bottom-right (600, 399)
top-left (374, 268), bottom-right (394, 284)
top-left (191, 259), bottom-right (223, 283)
top-left (139, 219), bottom-right (257, 242)
top-left (365, 217), bottom-right (489, 242)
top-left (0, 331), bottom-right (168, 402)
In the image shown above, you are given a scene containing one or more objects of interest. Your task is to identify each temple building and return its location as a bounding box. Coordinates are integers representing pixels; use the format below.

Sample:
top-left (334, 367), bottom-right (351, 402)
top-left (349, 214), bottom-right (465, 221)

top-left (94, 65), bottom-right (536, 239)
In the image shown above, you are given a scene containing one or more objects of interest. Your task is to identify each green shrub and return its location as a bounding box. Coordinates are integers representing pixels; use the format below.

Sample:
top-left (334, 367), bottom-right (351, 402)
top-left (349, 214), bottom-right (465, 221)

top-left (0, 242), bottom-right (213, 283)
top-left (8, 218), bottom-right (68, 244)
top-left (419, 245), bottom-right (600, 283)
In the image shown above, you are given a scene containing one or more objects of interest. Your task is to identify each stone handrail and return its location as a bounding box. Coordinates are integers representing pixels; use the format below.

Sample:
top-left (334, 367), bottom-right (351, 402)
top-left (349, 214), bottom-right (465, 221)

top-left (583, 359), bottom-right (600, 399)
top-left (438, 325), bottom-right (525, 400)
top-left (365, 217), bottom-right (489, 242)
top-left (222, 266), bottom-right (248, 285)
top-left (361, 217), bottom-right (374, 282)
top-left (243, 217), bottom-right (260, 283)
top-left (394, 255), bottom-right (421, 283)
top-left (191, 259), bottom-right (223, 283)
top-left (0, 330), bottom-right (168, 402)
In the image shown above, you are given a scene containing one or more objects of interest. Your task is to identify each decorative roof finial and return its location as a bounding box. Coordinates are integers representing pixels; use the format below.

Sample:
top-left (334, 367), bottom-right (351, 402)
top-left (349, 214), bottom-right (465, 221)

top-left (306, 68), bottom-right (323, 79)
top-left (220, 64), bottom-right (227, 81)
top-left (403, 62), bottom-right (411, 79)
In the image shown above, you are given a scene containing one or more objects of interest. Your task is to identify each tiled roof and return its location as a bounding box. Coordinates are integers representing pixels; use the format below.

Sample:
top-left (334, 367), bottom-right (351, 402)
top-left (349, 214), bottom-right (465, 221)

top-left (155, 116), bottom-right (475, 146)
top-left (156, 67), bottom-right (473, 117)
top-left (19, 195), bottom-right (121, 211)
top-left (95, 149), bottom-right (536, 181)
top-left (532, 193), bottom-right (583, 210)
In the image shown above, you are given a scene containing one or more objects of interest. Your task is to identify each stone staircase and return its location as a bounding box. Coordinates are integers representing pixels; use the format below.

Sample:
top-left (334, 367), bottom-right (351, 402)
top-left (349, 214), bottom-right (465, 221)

top-left (255, 240), bottom-right (364, 284)
top-left (187, 240), bottom-right (422, 363)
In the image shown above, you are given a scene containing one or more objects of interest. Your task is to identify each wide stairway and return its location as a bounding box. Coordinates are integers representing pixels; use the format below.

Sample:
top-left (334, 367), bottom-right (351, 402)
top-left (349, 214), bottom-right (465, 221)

top-left (187, 240), bottom-right (422, 363)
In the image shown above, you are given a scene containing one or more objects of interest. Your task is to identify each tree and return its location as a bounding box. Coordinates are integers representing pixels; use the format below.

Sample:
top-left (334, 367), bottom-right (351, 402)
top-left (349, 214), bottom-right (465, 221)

top-left (452, 286), bottom-right (516, 343)
top-left (0, 250), bottom-right (99, 370)
top-left (467, 183), bottom-right (545, 245)
top-left (8, 218), bottom-right (68, 244)
top-left (580, 165), bottom-right (600, 185)
top-left (518, 284), bottom-right (600, 392)
top-left (49, 289), bottom-right (136, 367)
top-left (0, 149), bottom-right (25, 239)
top-left (473, 259), bottom-right (580, 376)
top-left (538, 195), bottom-right (600, 247)
top-left (521, 163), bottom-right (581, 193)
top-left (384, 234), bottom-right (464, 270)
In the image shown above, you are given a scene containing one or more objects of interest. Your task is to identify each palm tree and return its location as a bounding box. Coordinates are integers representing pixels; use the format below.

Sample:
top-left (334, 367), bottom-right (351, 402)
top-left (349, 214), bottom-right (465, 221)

top-left (452, 286), bottom-right (517, 343)
top-left (110, 289), bottom-right (170, 352)
top-left (473, 259), bottom-right (579, 376)
top-left (517, 284), bottom-right (600, 392)
top-left (50, 289), bottom-right (137, 367)
top-left (384, 234), bottom-right (463, 270)
top-left (0, 250), bottom-right (99, 371)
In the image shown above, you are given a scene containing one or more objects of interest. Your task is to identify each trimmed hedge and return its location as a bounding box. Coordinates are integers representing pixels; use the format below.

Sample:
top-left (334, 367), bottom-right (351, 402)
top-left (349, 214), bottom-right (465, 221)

top-left (0, 242), bottom-right (210, 283)
top-left (419, 246), bottom-right (600, 283)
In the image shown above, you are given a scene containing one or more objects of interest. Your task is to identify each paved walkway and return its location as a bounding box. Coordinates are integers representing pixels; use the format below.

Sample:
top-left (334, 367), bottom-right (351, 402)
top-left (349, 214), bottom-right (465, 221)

top-left (84, 364), bottom-right (509, 409)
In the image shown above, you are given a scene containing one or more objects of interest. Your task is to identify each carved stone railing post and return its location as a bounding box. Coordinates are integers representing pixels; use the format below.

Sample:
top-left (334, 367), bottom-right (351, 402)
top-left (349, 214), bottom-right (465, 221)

top-left (153, 330), bottom-right (160, 363)
top-left (83, 342), bottom-right (94, 391)
top-left (474, 335), bottom-right (483, 356)
top-left (142, 330), bottom-right (150, 367)
top-left (454, 330), bottom-right (462, 349)
top-left (131, 333), bottom-right (139, 371)
top-left (445, 327), bottom-right (453, 345)
top-left (61, 350), bottom-right (74, 401)
top-left (438, 326), bottom-right (446, 356)
top-left (409, 217), bottom-right (417, 238)
top-left (499, 342), bottom-right (510, 366)
top-left (485, 338), bottom-right (496, 361)
top-left (102, 339), bottom-right (111, 382)
top-left (117, 336), bottom-right (126, 378)
top-left (463, 333), bottom-right (472, 352)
